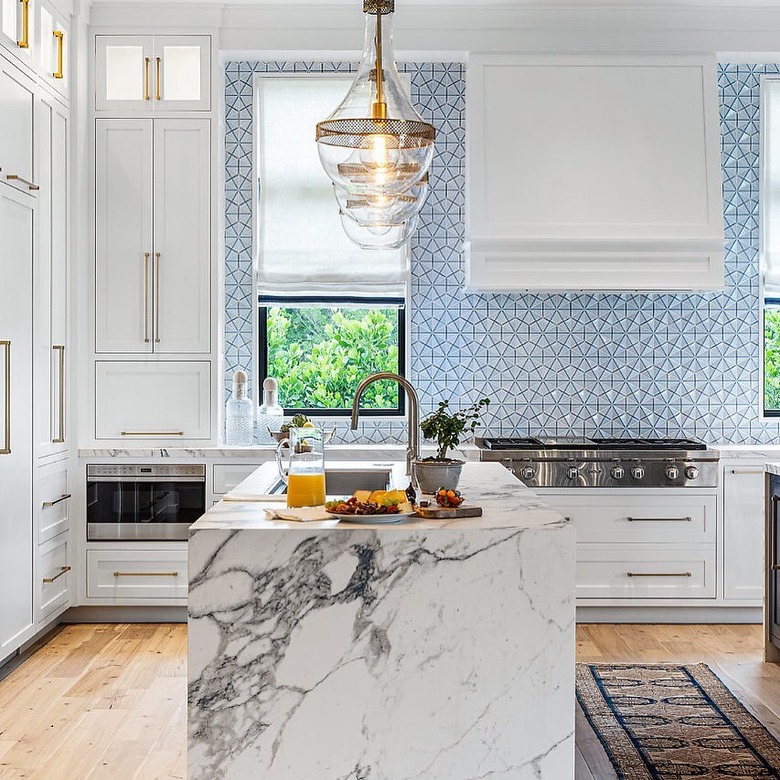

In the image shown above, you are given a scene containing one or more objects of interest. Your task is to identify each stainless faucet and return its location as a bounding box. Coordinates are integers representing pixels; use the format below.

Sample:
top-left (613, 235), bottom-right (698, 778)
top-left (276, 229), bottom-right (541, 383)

top-left (351, 372), bottom-right (419, 476)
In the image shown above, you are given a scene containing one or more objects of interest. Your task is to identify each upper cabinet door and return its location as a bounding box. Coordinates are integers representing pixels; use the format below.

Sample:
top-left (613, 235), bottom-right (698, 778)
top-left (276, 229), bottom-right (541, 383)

top-left (37, 0), bottom-right (68, 100)
top-left (0, 57), bottom-right (35, 193)
top-left (152, 119), bottom-right (211, 353)
top-left (95, 35), bottom-right (154, 112)
top-left (152, 36), bottom-right (210, 112)
top-left (0, 0), bottom-right (33, 68)
top-left (95, 35), bottom-right (210, 113)
top-left (465, 54), bottom-right (725, 292)
top-left (95, 119), bottom-right (153, 353)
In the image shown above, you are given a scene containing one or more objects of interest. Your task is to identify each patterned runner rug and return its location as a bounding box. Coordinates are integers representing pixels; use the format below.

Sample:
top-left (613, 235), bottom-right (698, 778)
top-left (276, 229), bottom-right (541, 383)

top-left (577, 663), bottom-right (780, 779)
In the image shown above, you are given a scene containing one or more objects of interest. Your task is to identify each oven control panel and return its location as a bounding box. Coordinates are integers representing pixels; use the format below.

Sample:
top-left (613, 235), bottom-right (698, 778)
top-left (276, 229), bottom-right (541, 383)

top-left (87, 464), bottom-right (206, 478)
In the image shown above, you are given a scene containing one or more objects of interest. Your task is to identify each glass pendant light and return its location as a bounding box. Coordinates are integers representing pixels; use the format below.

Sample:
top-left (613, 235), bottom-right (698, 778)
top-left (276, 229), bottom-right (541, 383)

top-left (339, 210), bottom-right (420, 250)
top-left (316, 0), bottom-right (435, 248)
top-left (332, 174), bottom-right (429, 228)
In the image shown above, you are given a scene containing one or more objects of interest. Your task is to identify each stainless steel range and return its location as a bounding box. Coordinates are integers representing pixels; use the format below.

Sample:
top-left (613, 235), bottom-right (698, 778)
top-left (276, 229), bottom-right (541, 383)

top-left (477, 437), bottom-right (719, 488)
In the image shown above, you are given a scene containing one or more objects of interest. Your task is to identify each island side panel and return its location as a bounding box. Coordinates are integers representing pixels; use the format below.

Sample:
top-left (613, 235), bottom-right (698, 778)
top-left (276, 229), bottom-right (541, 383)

top-left (188, 524), bottom-right (575, 780)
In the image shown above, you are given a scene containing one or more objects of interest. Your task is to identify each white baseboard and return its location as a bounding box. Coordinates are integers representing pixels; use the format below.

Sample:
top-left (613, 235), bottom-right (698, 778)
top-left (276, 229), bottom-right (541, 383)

top-left (577, 606), bottom-right (762, 624)
top-left (62, 605), bottom-right (188, 623)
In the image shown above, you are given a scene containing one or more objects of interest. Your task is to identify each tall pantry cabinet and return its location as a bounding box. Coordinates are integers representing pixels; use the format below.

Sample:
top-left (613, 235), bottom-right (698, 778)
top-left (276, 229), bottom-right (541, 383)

top-left (0, 0), bottom-right (72, 663)
top-left (92, 34), bottom-right (213, 443)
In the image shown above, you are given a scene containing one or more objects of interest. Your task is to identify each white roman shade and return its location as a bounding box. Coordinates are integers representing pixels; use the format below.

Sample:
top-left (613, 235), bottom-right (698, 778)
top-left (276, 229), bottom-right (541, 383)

top-left (764, 78), bottom-right (780, 298)
top-left (256, 76), bottom-right (408, 296)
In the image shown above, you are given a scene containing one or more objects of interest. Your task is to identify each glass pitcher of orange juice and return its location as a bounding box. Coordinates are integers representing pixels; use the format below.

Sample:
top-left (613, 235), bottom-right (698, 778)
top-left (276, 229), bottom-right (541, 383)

top-left (275, 426), bottom-right (326, 507)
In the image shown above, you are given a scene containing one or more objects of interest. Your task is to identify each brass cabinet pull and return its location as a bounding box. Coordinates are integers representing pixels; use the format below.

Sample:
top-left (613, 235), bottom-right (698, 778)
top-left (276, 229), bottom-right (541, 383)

top-left (42, 493), bottom-right (71, 508)
top-left (43, 565), bottom-right (70, 584)
top-left (120, 431), bottom-right (184, 436)
top-left (1, 340), bottom-right (9, 455)
top-left (143, 252), bottom-right (150, 343)
top-left (626, 571), bottom-right (692, 578)
top-left (17, 0), bottom-right (29, 48)
top-left (52, 345), bottom-right (65, 443)
top-left (52, 30), bottom-right (64, 78)
top-left (6, 174), bottom-right (39, 191)
top-left (144, 56), bottom-right (150, 100)
top-left (113, 570), bottom-right (178, 577)
top-left (154, 252), bottom-right (161, 343)
top-left (627, 516), bottom-right (692, 523)
top-left (155, 56), bottom-right (161, 100)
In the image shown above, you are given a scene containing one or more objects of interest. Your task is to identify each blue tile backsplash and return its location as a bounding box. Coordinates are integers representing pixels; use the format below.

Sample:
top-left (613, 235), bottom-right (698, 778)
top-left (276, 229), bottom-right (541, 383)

top-left (223, 60), bottom-right (780, 445)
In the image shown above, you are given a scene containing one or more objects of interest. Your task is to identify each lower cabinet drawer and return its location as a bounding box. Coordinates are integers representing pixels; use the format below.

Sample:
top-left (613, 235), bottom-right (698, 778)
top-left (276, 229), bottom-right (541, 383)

top-left (37, 461), bottom-right (71, 544)
top-left (87, 550), bottom-right (188, 600)
top-left (39, 536), bottom-right (70, 621)
top-left (577, 545), bottom-right (716, 599)
top-left (541, 493), bottom-right (717, 545)
top-left (213, 464), bottom-right (260, 495)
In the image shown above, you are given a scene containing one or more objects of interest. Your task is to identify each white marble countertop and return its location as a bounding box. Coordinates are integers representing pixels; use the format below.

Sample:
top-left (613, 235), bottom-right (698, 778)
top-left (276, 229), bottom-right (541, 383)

top-left (191, 461), bottom-right (566, 533)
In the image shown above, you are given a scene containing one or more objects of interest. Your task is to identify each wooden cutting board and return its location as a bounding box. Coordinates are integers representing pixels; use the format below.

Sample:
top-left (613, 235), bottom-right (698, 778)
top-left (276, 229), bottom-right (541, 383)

top-left (414, 504), bottom-right (483, 519)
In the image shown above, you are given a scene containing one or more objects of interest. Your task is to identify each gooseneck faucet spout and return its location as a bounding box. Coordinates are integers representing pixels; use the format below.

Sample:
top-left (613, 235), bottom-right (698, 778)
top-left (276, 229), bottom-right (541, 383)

top-left (351, 372), bottom-right (419, 476)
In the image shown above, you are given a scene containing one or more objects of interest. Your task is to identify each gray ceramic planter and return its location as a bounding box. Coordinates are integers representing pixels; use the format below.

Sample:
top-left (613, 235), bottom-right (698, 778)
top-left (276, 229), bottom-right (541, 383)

top-left (413, 459), bottom-right (464, 494)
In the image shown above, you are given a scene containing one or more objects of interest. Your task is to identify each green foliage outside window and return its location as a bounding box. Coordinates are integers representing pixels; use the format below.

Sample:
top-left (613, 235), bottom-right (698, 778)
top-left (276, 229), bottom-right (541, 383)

top-left (766, 308), bottom-right (780, 411)
top-left (266, 305), bottom-right (401, 410)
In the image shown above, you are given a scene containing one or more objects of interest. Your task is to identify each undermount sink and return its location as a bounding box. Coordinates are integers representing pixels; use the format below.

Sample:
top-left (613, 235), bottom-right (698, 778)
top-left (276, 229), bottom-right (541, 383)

top-left (268, 467), bottom-right (393, 496)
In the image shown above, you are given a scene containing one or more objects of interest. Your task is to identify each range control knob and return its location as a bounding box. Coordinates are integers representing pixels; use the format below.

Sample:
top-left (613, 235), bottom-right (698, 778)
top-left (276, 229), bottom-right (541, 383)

top-left (665, 465), bottom-right (680, 480)
top-left (684, 465), bottom-right (700, 480)
top-left (566, 466), bottom-right (579, 480)
top-left (630, 465), bottom-right (645, 480)
top-left (610, 466), bottom-right (625, 480)
top-left (520, 466), bottom-right (536, 480)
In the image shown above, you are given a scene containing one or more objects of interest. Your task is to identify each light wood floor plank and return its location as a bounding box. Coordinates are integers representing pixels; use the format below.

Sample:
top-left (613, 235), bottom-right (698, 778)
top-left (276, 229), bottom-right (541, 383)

top-left (0, 622), bottom-right (776, 779)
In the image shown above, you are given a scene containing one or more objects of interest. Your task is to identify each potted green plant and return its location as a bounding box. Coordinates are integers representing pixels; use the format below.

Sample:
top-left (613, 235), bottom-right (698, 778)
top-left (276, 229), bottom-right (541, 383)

top-left (414, 398), bottom-right (490, 493)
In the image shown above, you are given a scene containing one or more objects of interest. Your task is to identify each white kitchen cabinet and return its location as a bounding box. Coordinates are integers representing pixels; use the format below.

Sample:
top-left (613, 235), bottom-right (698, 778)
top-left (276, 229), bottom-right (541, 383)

top-left (37, 533), bottom-right (70, 622)
top-left (0, 0), bottom-right (33, 68)
top-left (86, 549), bottom-right (187, 600)
top-left (94, 361), bottom-right (211, 440)
top-left (152, 119), bottom-right (211, 353)
top-left (95, 118), bottom-right (210, 354)
top-left (35, 92), bottom-right (68, 457)
top-left (36, 0), bottom-right (68, 99)
top-left (577, 546), bottom-right (716, 599)
top-left (552, 494), bottom-right (716, 545)
top-left (0, 55), bottom-right (35, 193)
top-left (723, 465), bottom-right (765, 602)
top-left (95, 35), bottom-right (210, 113)
top-left (465, 53), bottom-right (724, 292)
top-left (0, 182), bottom-right (35, 658)
top-left (36, 457), bottom-right (69, 545)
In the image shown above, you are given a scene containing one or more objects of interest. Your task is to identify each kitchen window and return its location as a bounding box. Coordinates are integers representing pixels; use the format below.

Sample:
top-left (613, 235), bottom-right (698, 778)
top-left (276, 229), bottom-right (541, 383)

top-left (763, 78), bottom-right (780, 416)
top-left (258, 296), bottom-right (405, 415)
top-left (254, 74), bottom-right (410, 415)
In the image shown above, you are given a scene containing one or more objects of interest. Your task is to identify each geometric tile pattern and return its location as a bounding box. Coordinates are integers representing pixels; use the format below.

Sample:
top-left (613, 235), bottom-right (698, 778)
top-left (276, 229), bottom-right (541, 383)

top-left (225, 60), bottom-right (780, 445)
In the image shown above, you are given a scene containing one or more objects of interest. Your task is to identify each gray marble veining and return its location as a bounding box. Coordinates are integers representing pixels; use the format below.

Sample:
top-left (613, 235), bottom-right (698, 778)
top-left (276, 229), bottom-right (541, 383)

top-left (188, 463), bottom-right (575, 779)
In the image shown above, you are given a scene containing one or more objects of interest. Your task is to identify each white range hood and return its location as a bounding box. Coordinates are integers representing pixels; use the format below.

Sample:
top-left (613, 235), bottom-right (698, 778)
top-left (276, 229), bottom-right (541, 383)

top-left (465, 53), bottom-right (725, 292)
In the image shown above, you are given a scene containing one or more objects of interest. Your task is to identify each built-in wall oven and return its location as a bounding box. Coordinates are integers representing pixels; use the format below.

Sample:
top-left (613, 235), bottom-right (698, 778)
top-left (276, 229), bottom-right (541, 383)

top-left (86, 464), bottom-right (206, 541)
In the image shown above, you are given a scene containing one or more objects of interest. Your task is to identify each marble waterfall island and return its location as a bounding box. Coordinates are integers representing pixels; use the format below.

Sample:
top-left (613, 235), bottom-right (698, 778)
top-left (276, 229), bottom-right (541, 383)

top-left (188, 462), bottom-right (575, 779)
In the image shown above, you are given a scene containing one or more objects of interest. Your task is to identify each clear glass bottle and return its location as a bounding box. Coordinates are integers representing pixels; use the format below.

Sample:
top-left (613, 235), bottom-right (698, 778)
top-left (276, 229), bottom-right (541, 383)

top-left (225, 370), bottom-right (254, 446)
top-left (257, 377), bottom-right (284, 445)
